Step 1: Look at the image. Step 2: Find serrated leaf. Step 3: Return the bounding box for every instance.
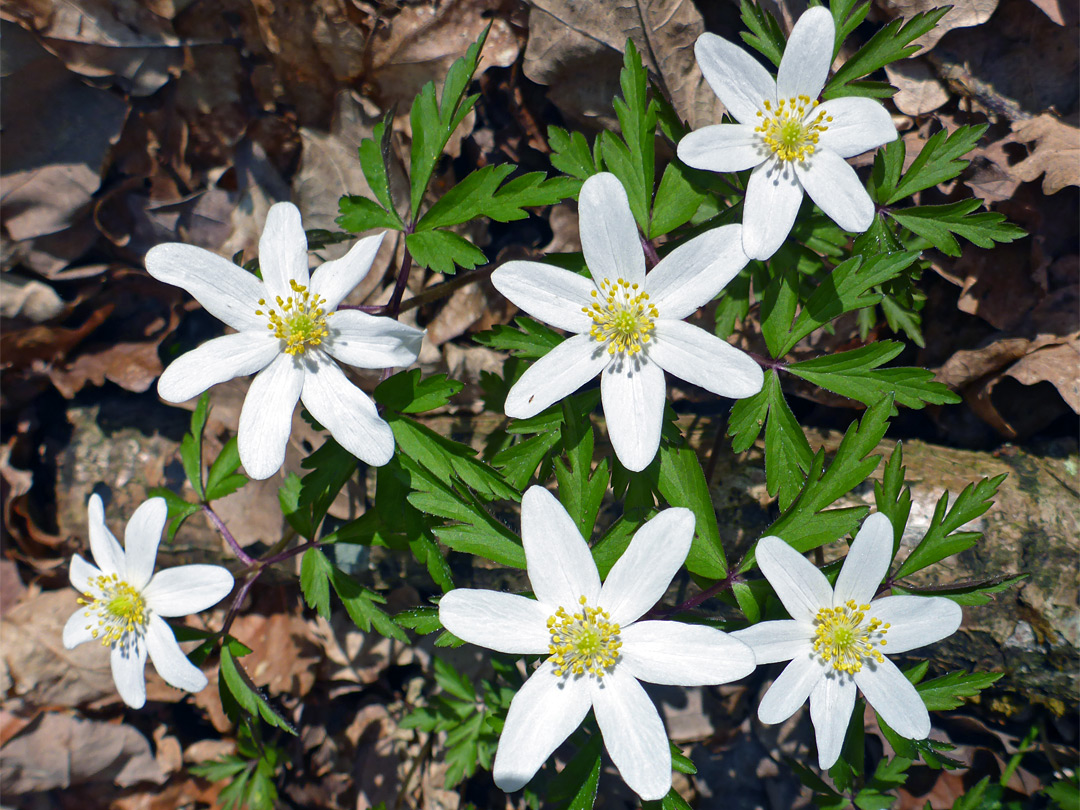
[219,646,297,734]
[739,0,785,66]
[554,397,607,540]
[395,605,443,635]
[205,436,247,501]
[894,474,1005,578]
[418,165,577,230]
[181,392,210,500]
[406,229,487,275]
[658,443,727,579]
[473,316,564,358]
[493,430,562,490]
[893,573,1026,606]
[300,547,332,619]
[336,194,401,233]
[889,200,1026,257]
[328,561,408,642]
[148,487,201,541]
[358,113,401,218]
[549,126,597,181]
[915,670,1003,711]
[649,160,705,238]
[787,341,960,409]
[375,369,463,413]
[824,8,950,99]
[873,126,987,205]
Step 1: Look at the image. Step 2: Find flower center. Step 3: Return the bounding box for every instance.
[256,279,330,356]
[812,599,890,674]
[582,278,658,356]
[756,96,832,162]
[547,596,622,678]
[78,573,149,646]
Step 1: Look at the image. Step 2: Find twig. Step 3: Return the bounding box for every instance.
[203,503,255,565]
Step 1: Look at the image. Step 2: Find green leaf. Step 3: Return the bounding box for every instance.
[473,315,564,358]
[777,251,920,356]
[649,160,704,238]
[893,474,1006,578]
[408,25,489,219]
[874,442,913,555]
[218,646,297,734]
[824,8,950,99]
[739,0,785,66]
[394,605,443,635]
[760,266,800,359]
[418,165,577,230]
[670,742,697,775]
[604,39,658,232]
[554,398,608,540]
[872,126,987,206]
[549,126,597,181]
[148,487,201,542]
[205,436,247,501]
[359,112,401,217]
[375,369,463,414]
[889,200,1026,257]
[831,0,871,56]
[181,392,210,500]
[787,341,960,410]
[493,430,562,490]
[1044,774,1080,810]
[406,229,487,275]
[657,443,727,579]
[546,735,603,810]
[893,573,1027,606]
[916,670,1004,712]
[327,557,408,642]
[336,194,401,233]
[300,547,332,619]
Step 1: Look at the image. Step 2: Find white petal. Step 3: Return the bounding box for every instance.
[854,656,931,740]
[157,332,280,404]
[794,149,875,233]
[650,320,763,400]
[323,310,423,370]
[754,536,832,621]
[743,159,804,260]
[833,513,894,606]
[493,660,591,793]
[144,243,265,332]
[300,351,396,466]
[579,173,644,288]
[694,32,776,124]
[87,494,125,577]
[619,621,756,686]
[599,508,694,625]
[145,614,208,693]
[111,639,148,709]
[776,7,835,101]
[757,649,824,724]
[63,608,96,649]
[731,619,814,664]
[237,353,304,479]
[258,201,309,303]
[600,357,665,472]
[70,553,102,594]
[867,595,962,654]
[123,498,166,591]
[491,261,595,334]
[591,668,671,801]
[646,224,749,320]
[503,334,608,419]
[309,232,384,310]
[816,97,898,158]
[437,589,551,654]
[677,125,765,173]
[809,672,857,769]
[521,486,601,608]
[144,565,235,617]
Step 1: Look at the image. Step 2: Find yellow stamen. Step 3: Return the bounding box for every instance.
[77,573,149,647]
[581,278,658,356]
[255,279,331,356]
[547,595,622,679]
[812,599,890,674]
[755,95,832,163]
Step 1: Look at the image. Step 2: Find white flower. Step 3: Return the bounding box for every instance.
[732,513,963,770]
[491,173,763,472]
[146,202,424,479]
[439,486,756,800]
[677,7,898,260]
[63,494,235,709]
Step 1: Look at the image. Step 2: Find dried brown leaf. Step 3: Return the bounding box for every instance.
[1011,113,1080,194]
[0,711,164,793]
[1004,339,1080,412]
[878,0,999,54]
[884,59,949,116]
